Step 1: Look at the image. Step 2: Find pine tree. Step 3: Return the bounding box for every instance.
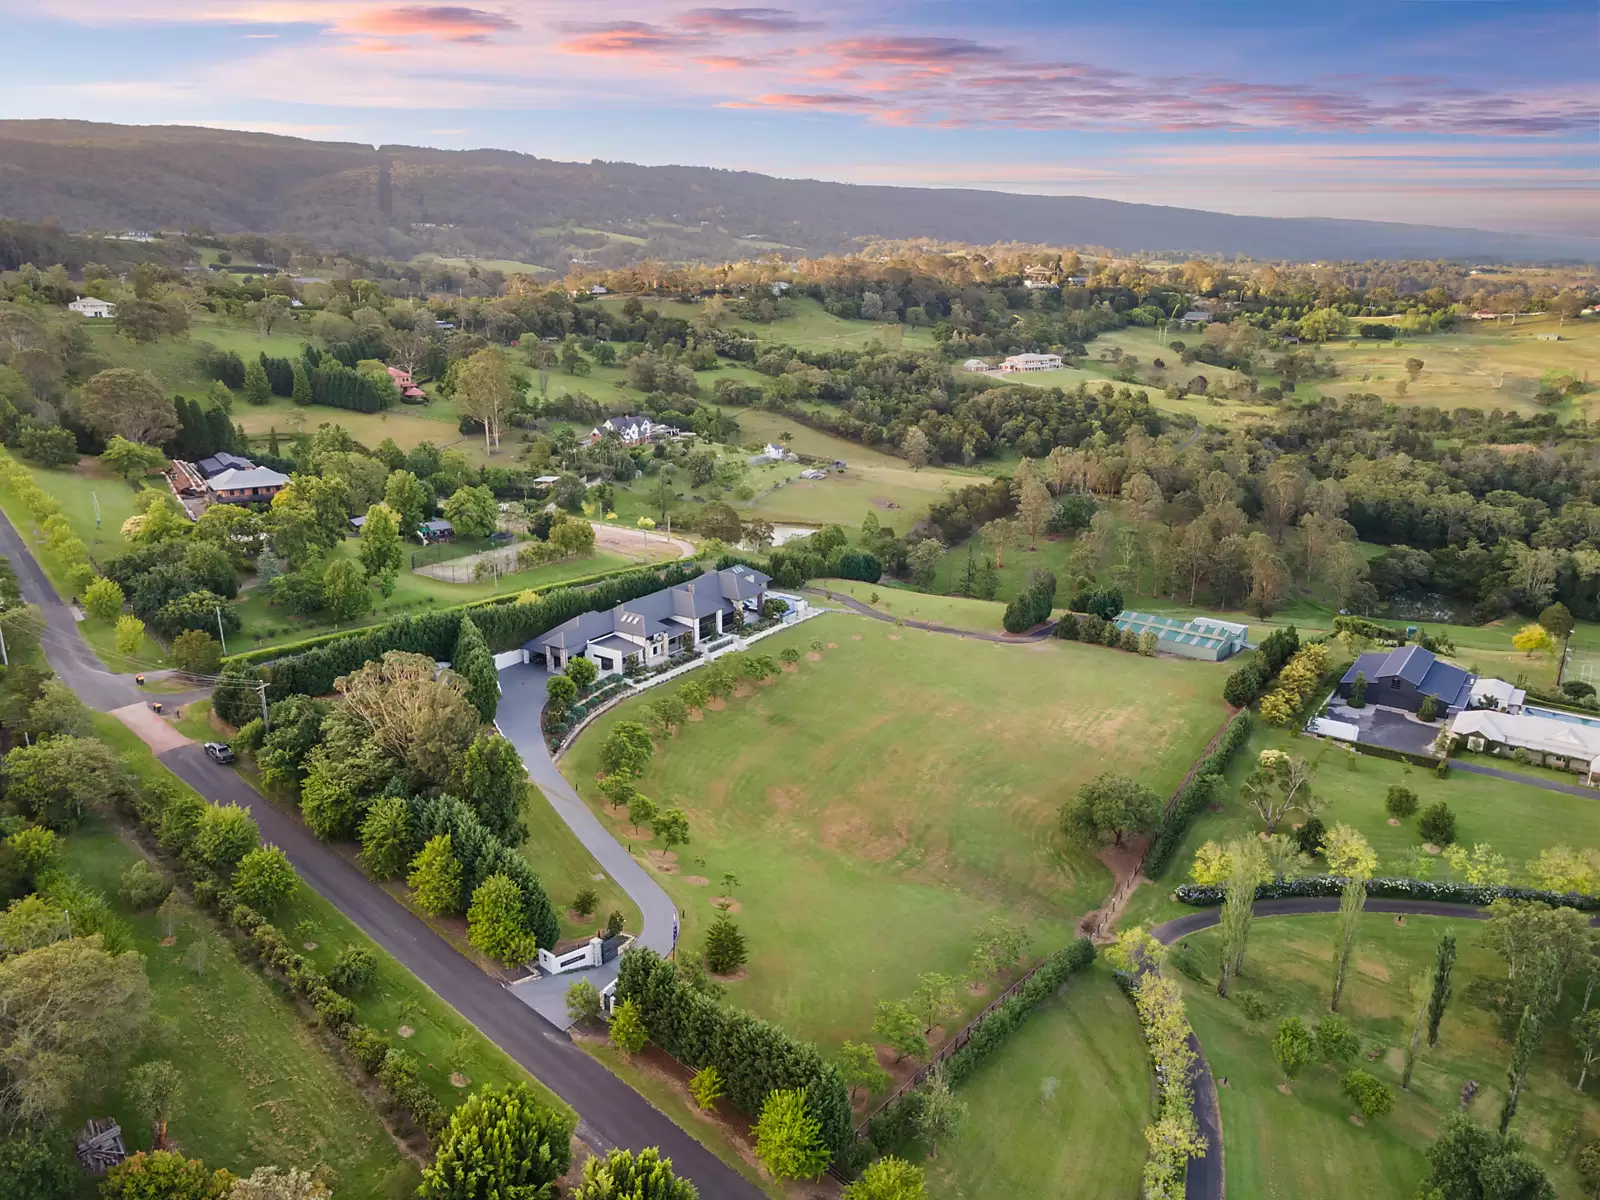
[704,913,747,975]
[452,615,499,722]
[291,360,312,406]
[418,1083,573,1199]
[268,426,280,456]
[243,358,271,406]
[408,834,463,915]
[461,733,527,843]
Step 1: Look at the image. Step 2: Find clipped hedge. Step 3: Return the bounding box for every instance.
[1144,711,1253,879]
[615,948,853,1160]
[1342,740,1440,769]
[225,561,693,671]
[1176,874,1600,912]
[859,939,1095,1165]
[242,565,699,701]
[945,938,1094,1085]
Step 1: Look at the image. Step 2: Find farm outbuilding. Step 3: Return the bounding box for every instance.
[1111,611,1249,661]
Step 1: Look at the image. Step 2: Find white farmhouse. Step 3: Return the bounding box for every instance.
[999,353,1063,372]
[68,296,117,319]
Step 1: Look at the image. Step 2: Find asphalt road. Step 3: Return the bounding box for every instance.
[0,503,762,1200]
[1149,897,1500,1200]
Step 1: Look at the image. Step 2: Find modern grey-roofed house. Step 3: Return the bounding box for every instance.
[529,567,770,676]
[1339,645,1475,714]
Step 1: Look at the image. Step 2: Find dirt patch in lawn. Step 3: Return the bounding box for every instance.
[710,897,742,913]
[1358,956,1392,982]
[708,697,726,710]
[827,642,839,648]
[888,634,901,640]
[683,875,710,886]
[851,634,864,641]
[806,651,822,661]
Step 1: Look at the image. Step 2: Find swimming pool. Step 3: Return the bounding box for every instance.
[1524,704,1600,729]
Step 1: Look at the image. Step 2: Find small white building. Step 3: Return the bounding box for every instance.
[589,284,609,295]
[1179,310,1213,324]
[1469,677,1527,714]
[962,358,994,373]
[68,296,116,319]
[999,353,1063,373]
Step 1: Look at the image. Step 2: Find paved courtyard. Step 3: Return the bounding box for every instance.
[1322,700,1442,756]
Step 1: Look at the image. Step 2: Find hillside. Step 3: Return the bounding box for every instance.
[0,120,1594,267]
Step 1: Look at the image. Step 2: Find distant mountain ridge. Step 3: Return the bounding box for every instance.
[0,119,1593,266]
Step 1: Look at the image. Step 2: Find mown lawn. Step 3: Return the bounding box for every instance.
[1177,915,1600,1200]
[58,818,419,1199]
[810,578,1012,634]
[925,963,1151,1200]
[563,612,1230,1056]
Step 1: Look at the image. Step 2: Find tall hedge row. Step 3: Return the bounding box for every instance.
[1143,710,1254,879]
[250,565,699,701]
[616,948,853,1160]
[1177,874,1600,912]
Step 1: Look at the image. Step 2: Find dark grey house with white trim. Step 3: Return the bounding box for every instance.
[527,567,770,676]
[1338,645,1475,714]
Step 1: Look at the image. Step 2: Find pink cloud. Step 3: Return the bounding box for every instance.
[556,21,704,55]
[725,92,886,111]
[346,5,517,42]
[680,8,820,34]
[825,36,1001,66]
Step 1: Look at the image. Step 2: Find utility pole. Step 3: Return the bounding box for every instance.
[259,681,270,731]
[92,490,101,529]
[0,599,7,666]
[215,605,228,655]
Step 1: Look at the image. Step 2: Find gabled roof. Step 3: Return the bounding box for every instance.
[529,567,770,654]
[196,452,255,478]
[1449,709,1600,763]
[1341,645,1475,707]
[209,466,288,491]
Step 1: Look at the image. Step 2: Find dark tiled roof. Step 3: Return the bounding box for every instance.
[1340,646,1474,706]
[528,568,770,654]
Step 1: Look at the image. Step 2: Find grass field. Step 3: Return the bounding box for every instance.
[563,612,1230,1055]
[811,578,1013,633]
[58,818,420,1198]
[925,962,1151,1199]
[592,295,936,354]
[1177,914,1600,1200]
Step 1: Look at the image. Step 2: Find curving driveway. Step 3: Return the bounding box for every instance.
[1149,897,1504,1200]
[0,504,761,1200]
[494,661,679,1026]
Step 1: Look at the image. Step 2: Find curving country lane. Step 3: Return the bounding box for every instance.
[1149,897,1504,1200]
[0,503,764,1200]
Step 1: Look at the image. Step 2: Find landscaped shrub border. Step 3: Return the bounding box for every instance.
[1339,740,1442,769]
[856,939,1096,1168]
[615,947,854,1163]
[1176,874,1600,911]
[1143,711,1254,879]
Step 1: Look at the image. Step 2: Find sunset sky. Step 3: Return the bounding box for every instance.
[2,1,1594,235]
